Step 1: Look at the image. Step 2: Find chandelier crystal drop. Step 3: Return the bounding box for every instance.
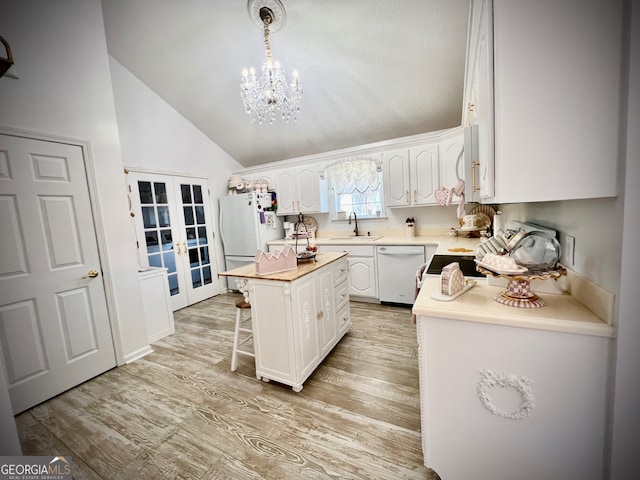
[241,2,302,124]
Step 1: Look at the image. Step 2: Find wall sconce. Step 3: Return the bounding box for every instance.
[0,35,15,78]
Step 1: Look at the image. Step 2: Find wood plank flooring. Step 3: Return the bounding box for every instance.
[15,294,440,479]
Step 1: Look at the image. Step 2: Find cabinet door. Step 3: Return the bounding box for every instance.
[274,169,296,215]
[348,256,377,298]
[297,165,321,213]
[410,143,440,205]
[492,0,620,202]
[383,149,411,207]
[439,132,465,190]
[291,275,321,380]
[317,268,337,354]
[463,0,495,202]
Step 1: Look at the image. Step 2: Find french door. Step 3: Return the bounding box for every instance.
[128,172,219,311]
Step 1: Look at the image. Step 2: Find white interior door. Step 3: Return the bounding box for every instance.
[128,172,219,311]
[0,133,116,414]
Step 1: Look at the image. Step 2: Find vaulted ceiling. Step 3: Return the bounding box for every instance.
[101,0,470,167]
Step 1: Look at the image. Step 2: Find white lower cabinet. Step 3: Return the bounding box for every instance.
[138,267,175,343]
[416,315,610,480]
[321,245,377,300]
[249,256,350,392]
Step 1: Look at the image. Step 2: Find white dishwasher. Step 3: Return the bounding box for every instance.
[376,245,426,304]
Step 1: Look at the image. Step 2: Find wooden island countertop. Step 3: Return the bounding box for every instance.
[218,252,348,282]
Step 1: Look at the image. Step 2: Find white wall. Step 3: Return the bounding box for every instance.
[108,57,243,292]
[0,1,148,361]
[498,197,623,295]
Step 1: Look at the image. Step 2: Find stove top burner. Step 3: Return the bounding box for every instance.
[426,254,484,278]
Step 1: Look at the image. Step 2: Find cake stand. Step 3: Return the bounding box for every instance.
[476,265,567,308]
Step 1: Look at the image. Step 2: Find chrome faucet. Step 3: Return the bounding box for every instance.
[348,211,359,236]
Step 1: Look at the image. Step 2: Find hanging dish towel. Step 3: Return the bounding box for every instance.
[452,180,466,219]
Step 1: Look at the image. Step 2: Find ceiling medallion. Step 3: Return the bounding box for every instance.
[241,0,302,124]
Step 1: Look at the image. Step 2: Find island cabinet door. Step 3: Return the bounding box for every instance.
[317,267,337,354]
[249,280,297,385]
[290,275,322,381]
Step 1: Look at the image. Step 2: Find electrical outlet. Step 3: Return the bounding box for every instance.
[565,235,575,266]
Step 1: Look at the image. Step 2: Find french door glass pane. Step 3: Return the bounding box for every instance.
[142,207,156,228]
[154,183,168,203]
[139,181,153,204]
[181,184,191,203]
[183,206,194,225]
[179,182,212,291]
[193,185,203,203]
[197,226,207,245]
[195,205,205,224]
[138,180,179,297]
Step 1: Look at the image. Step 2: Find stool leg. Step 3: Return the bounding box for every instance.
[231,307,242,372]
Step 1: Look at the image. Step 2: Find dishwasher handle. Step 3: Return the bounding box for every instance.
[377,246,425,256]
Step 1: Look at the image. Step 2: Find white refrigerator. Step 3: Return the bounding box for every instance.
[219,192,284,288]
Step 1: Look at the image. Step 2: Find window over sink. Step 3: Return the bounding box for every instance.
[329,158,384,219]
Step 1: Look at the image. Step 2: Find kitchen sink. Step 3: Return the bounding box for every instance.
[327,235,383,241]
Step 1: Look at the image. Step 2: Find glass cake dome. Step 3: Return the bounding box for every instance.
[509,231,561,270]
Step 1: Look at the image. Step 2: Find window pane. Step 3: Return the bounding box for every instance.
[193,185,203,204]
[142,206,156,228]
[160,229,173,249]
[191,269,202,288]
[195,206,205,224]
[148,254,162,267]
[183,206,194,225]
[157,206,170,227]
[198,226,207,245]
[189,248,199,268]
[203,266,212,285]
[186,227,196,245]
[145,231,159,253]
[168,273,179,295]
[154,182,168,204]
[138,181,152,204]
[181,184,191,203]
[163,251,176,273]
[200,246,210,265]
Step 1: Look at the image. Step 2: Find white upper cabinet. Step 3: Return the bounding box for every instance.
[462,0,495,202]
[274,165,328,216]
[472,0,623,203]
[383,142,440,207]
[410,143,440,205]
[439,128,465,191]
[383,148,412,207]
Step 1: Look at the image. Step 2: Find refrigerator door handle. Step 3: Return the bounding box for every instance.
[219,204,226,249]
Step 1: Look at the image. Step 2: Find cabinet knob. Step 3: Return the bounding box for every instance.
[316,311,324,319]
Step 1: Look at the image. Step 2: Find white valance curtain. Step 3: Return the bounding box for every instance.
[329,158,380,195]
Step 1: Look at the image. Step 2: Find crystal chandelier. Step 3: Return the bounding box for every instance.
[241,0,302,124]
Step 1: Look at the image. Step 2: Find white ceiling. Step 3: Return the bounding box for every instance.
[101,0,470,168]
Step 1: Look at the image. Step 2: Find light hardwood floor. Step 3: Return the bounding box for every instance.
[15,294,440,479]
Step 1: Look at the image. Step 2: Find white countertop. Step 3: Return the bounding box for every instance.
[413,276,614,338]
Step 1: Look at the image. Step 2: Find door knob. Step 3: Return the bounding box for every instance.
[82,270,99,279]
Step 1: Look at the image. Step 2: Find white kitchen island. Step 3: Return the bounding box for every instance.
[412,276,615,480]
[219,252,350,392]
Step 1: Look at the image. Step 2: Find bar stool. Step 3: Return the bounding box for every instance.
[231,298,254,371]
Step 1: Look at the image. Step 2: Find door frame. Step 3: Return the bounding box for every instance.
[0,125,124,363]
